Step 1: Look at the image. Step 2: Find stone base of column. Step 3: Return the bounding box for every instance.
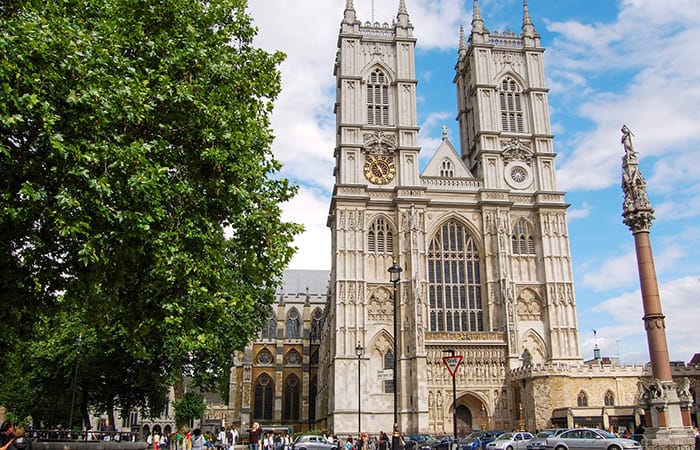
[642,427,696,450]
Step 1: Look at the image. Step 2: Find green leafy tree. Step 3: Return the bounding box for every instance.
[0,0,300,425]
[172,392,206,429]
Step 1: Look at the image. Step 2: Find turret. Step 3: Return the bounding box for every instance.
[470,0,487,44]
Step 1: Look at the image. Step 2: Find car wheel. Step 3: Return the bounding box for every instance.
[507,446,513,450]
[608,446,621,450]
[555,446,567,450]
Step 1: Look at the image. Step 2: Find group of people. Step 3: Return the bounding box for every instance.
[216,426,240,450]
[247,422,292,450]
[0,421,31,450]
[345,431,396,450]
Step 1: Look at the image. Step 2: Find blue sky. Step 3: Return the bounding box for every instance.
[247,0,700,365]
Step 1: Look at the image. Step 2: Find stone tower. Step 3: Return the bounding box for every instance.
[320,0,582,435]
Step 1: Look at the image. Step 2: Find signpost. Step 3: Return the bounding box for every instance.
[442,352,463,442]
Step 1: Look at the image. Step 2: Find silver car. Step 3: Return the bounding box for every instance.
[543,428,641,450]
[486,432,534,450]
[291,435,338,450]
[527,429,568,450]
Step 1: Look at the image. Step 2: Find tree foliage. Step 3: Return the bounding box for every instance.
[172,392,206,429]
[0,0,300,425]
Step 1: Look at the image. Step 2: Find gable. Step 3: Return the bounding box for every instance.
[421,135,474,179]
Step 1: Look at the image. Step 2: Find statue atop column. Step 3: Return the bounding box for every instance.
[620,125,654,233]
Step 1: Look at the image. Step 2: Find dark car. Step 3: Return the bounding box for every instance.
[459,432,485,450]
[543,428,641,450]
[406,435,434,450]
[477,431,507,450]
[432,436,459,450]
[526,430,568,450]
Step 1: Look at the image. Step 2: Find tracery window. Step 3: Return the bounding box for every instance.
[283,374,300,420]
[286,309,301,339]
[428,220,483,332]
[310,308,323,342]
[368,217,393,254]
[367,69,390,125]
[577,391,588,407]
[499,77,525,133]
[440,159,454,178]
[511,218,536,255]
[604,391,615,406]
[383,349,394,394]
[261,316,277,340]
[253,373,274,420]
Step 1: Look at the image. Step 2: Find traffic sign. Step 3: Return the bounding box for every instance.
[442,355,463,377]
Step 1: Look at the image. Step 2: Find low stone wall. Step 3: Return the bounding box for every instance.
[34,442,149,450]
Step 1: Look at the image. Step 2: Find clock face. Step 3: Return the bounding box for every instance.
[364,155,396,185]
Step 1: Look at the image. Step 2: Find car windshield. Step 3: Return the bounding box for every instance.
[598,431,616,439]
[464,432,481,440]
[536,432,554,438]
[495,434,513,441]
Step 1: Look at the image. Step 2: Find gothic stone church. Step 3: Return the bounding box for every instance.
[225,0,700,437]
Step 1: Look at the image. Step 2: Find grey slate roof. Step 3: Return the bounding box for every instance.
[277,270,330,295]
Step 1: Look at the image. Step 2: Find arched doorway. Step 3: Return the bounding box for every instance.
[456,405,472,436]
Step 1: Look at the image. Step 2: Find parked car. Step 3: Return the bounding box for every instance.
[478,431,507,450]
[543,428,641,450]
[485,432,534,450]
[526,429,568,450]
[432,436,459,450]
[459,431,506,450]
[291,435,338,450]
[405,435,434,450]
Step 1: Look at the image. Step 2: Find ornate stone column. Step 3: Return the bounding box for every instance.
[620,126,694,450]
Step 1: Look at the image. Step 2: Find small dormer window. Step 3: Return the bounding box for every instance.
[440,159,454,178]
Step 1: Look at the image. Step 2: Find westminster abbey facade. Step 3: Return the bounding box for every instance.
[223,0,700,437]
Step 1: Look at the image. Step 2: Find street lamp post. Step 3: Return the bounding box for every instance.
[388,262,402,450]
[442,349,457,442]
[356,343,363,438]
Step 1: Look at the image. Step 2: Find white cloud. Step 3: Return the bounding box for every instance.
[591,276,700,363]
[281,186,331,270]
[567,202,590,220]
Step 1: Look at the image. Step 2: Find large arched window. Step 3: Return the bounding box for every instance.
[367,69,390,125]
[283,374,301,420]
[511,218,536,255]
[368,217,393,254]
[499,77,525,133]
[253,373,274,420]
[286,309,301,339]
[428,220,483,332]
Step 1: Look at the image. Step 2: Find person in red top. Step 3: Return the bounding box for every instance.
[249,423,262,450]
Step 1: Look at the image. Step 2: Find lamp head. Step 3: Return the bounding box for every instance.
[388,262,402,284]
[355,343,363,357]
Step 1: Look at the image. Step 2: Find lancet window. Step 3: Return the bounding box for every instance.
[499,77,525,133]
[440,159,454,178]
[368,217,393,254]
[253,373,274,420]
[384,349,394,394]
[286,308,301,339]
[428,220,483,333]
[283,374,300,420]
[367,69,390,125]
[511,218,536,255]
